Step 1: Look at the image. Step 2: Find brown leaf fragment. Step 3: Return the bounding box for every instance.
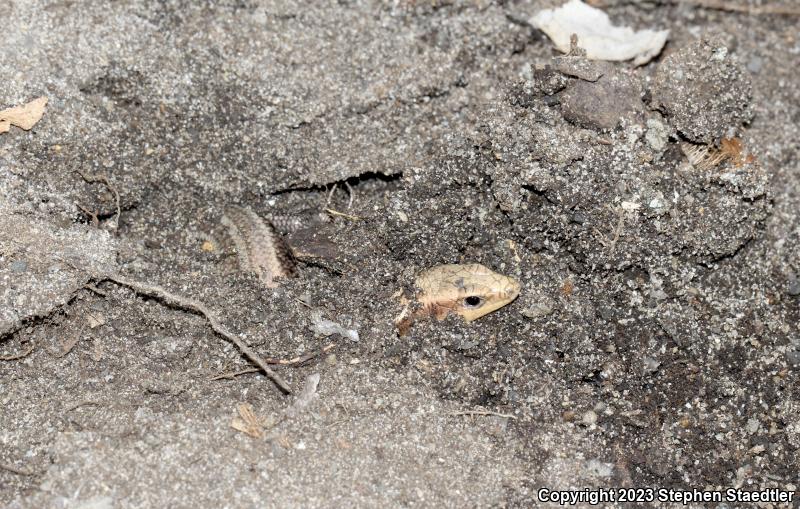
[231,402,269,438]
[719,137,748,167]
[0,96,48,133]
[682,137,757,171]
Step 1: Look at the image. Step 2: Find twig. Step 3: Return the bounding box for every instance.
[76,203,100,227]
[681,0,800,15]
[210,367,261,380]
[210,343,336,380]
[76,170,121,226]
[293,296,312,309]
[324,208,361,221]
[608,210,625,254]
[65,400,103,412]
[589,0,800,14]
[449,410,518,420]
[595,205,625,255]
[82,284,108,297]
[0,462,35,476]
[99,274,293,394]
[344,181,355,209]
[325,183,338,207]
[0,343,35,361]
[267,342,336,366]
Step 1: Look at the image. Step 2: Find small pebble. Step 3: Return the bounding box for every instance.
[746,55,763,74]
[542,94,560,107]
[458,339,479,350]
[582,410,598,426]
[586,459,614,478]
[787,276,800,296]
[785,350,800,367]
[522,301,554,319]
[645,118,669,152]
[597,307,614,320]
[10,260,28,273]
[643,357,661,374]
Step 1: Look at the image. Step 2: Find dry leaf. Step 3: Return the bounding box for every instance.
[57,332,81,358]
[0,96,48,134]
[86,312,106,329]
[275,434,292,449]
[530,0,669,65]
[231,402,268,438]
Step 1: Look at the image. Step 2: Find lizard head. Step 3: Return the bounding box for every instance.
[415,263,521,322]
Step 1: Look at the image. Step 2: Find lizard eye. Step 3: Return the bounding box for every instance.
[463,295,483,308]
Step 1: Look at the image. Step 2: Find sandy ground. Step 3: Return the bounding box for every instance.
[1,0,799,507]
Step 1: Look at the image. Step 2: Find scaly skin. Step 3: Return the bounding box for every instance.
[221,206,295,288]
[415,263,521,322]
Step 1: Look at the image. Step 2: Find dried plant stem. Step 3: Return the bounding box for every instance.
[589,0,800,14]
[210,343,336,380]
[0,343,35,361]
[0,462,35,476]
[100,274,293,394]
[449,410,518,420]
[324,208,361,221]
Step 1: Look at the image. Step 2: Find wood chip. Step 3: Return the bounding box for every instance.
[0,97,48,133]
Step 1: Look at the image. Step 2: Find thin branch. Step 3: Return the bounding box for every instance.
[682,0,800,15]
[324,208,361,221]
[100,275,293,394]
[0,343,35,361]
[82,284,109,297]
[448,410,518,420]
[609,210,625,254]
[324,183,338,207]
[344,181,355,209]
[268,342,336,366]
[293,296,312,309]
[589,0,800,14]
[65,400,104,412]
[76,203,100,227]
[209,367,261,380]
[0,462,35,476]
[210,343,336,380]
